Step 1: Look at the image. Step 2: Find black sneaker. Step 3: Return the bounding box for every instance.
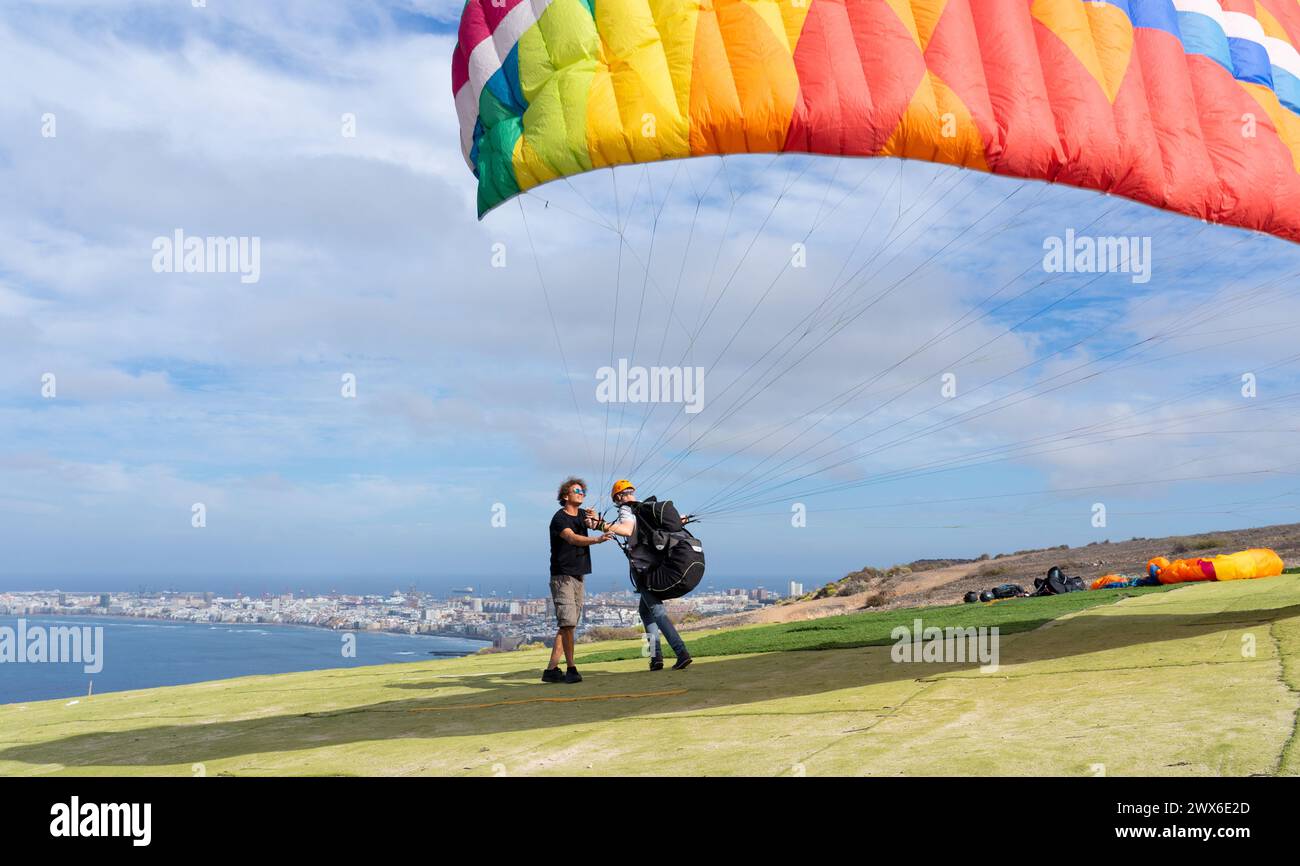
[564,667,583,684]
[649,657,664,671]
[671,654,693,671]
[541,667,565,683]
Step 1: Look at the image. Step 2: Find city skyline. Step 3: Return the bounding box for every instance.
[2,581,794,651]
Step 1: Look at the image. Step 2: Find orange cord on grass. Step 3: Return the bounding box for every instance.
[408,688,688,711]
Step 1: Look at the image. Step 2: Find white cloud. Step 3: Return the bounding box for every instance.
[2,2,1299,580]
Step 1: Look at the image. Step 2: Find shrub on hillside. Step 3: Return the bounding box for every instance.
[810,564,913,600]
[860,590,892,609]
[1170,535,1225,555]
[1019,544,1070,555]
[906,558,975,571]
[580,626,641,643]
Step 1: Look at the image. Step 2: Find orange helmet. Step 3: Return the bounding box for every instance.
[611,479,635,498]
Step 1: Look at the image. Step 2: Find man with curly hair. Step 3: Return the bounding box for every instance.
[543,477,610,684]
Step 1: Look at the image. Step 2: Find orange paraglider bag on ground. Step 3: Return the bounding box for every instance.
[1146,549,1284,585]
[1090,574,1128,590]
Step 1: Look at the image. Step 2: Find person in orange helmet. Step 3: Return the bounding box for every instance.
[597,480,692,671]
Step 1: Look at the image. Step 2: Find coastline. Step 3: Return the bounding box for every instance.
[0,613,493,706]
[5,611,492,648]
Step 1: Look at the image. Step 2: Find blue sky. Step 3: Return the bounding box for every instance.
[2,0,1300,595]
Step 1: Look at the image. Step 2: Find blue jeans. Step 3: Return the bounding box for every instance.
[639,590,688,659]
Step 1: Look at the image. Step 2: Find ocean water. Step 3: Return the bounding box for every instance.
[0,615,489,704]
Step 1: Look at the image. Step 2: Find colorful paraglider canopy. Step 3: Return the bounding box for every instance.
[453,0,1300,239]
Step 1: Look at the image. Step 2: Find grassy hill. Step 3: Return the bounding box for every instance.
[580,585,1174,661]
[2,576,1299,776]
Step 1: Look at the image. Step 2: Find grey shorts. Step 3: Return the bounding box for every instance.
[550,574,585,628]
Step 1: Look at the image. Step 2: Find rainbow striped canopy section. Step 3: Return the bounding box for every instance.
[452,0,1300,240]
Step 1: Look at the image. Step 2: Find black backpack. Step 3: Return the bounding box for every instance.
[629,497,705,600]
[1032,569,1086,596]
[633,497,685,537]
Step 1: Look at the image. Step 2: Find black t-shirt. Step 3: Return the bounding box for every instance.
[549,508,591,577]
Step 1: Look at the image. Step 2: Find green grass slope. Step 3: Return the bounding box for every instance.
[579,586,1175,662]
[2,577,1299,777]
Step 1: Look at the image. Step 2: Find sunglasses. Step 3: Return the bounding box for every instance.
[569,487,586,495]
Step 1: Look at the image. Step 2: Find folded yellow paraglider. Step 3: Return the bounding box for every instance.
[1147,549,1285,585]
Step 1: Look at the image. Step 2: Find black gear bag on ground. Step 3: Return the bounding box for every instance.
[1032,570,1087,596]
[630,497,705,600]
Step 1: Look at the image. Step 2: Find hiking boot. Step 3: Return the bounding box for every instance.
[671,653,693,671]
[564,666,583,684]
[541,667,565,683]
[649,657,664,671]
